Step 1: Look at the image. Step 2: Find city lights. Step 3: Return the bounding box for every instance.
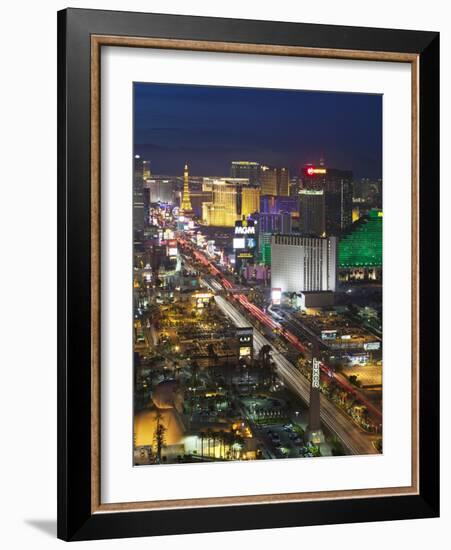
[305,166,327,175]
[132,83,383,467]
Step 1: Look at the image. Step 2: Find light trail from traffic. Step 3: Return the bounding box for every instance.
[214,295,376,455]
[178,235,382,423]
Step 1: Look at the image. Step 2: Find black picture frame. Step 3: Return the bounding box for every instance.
[57,7,439,541]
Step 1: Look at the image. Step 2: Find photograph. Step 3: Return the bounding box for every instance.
[132,82,383,466]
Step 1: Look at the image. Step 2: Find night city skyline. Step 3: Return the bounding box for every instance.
[133,81,383,466]
[134,82,382,180]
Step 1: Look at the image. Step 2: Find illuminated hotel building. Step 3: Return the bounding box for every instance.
[257,211,292,267]
[230,161,260,184]
[338,209,382,281]
[133,155,145,233]
[257,212,292,267]
[260,165,289,196]
[189,190,213,218]
[145,177,174,204]
[260,165,277,195]
[260,195,299,215]
[260,233,272,266]
[202,179,259,227]
[303,163,353,235]
[142,160,151,180]
[202,179,239,227]
[277,167,289,196]
[299,189,325,236]
[271,235,337,293]
[259,212,292,234]
[241,185,260,217]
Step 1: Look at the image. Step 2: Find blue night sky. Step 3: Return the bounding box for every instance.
[134,82,382,180]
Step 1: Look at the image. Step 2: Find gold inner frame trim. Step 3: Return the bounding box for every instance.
[90,34,420,514]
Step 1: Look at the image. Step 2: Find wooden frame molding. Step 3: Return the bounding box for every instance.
[90,34,420,515]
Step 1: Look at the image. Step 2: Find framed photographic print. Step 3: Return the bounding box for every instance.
[57,8,440,541]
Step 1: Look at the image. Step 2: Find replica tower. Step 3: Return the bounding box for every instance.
[180,163,194,217]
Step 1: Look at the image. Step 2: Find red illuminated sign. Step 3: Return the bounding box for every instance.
[305,166,327,176]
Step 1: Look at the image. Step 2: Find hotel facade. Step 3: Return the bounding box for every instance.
[271,234,337,293]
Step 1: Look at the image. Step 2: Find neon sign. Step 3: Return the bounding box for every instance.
[271,288,282,305]
[235,225,255,235]
[312,358,321,388]
[305,166,327,176]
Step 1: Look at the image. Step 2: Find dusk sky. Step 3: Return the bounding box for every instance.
[134,82,382,180]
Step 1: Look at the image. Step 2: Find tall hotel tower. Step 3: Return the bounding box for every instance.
[133,154,145,233]
[270,235,337,293]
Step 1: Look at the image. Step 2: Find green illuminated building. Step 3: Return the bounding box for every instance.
[338,209,382,280]
[260,233,272,266]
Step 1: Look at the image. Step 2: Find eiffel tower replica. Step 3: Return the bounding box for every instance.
[179,163,194,218]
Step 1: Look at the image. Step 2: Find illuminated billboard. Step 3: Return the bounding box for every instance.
[246,237,257,250]
[312,358,321,388]
[233,237,246,249]
[167,240,178,257]
[193,292,212,309]
[237,251,254,259]
[235,219,256,236]
[364,341,381,351]
[271,288,282,305]
[304,166,327,176]
[235,225,256,235]
[237,327,253,359]
[239,347,252,358]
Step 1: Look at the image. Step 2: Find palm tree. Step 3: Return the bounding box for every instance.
[211,431,217,458]
[173,360,180,379]
[259,344,271,367]
[198,431,205,457]
[223,431,234,459]
[231,434,245,460]
[191,360,200,388]
[153,410,167,463]
[205,428,213,457]
[258,344,272,386]
[218,430,226,459]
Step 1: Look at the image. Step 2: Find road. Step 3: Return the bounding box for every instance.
[185,238,382,421]
[179,235,380,452]
[214,295,376,455]
[280,311,382,421]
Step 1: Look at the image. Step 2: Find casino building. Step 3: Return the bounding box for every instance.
[201,178,259,227]
[338,209,383,281]
[271,234,337,293]
[302,162,353,235]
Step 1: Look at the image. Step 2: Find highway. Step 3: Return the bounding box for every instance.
[179,235,379,453]
[181,237,381,419]
[214,295,376,455]
[279,311,382,422]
